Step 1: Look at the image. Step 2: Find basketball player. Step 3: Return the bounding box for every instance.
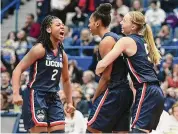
[87,3,133,133]
[96,11,165,133]
[12,15,75,133]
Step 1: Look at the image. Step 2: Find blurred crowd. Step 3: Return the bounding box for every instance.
[1,0,178,133]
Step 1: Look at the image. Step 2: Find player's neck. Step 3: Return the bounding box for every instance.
[50,36,60,49]
[98,28,110,38]
[129,31,138,35]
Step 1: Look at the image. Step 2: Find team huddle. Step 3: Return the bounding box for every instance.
[12,3,164,133]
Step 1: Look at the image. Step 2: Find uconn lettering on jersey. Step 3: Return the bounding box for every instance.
[45,60,62,68]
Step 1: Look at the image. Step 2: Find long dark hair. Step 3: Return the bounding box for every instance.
[37,15,58,51]
[92,3,112,27]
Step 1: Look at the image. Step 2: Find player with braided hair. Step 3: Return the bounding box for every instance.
[12,15,75,133]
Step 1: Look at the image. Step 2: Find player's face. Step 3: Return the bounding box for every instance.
[88,15,98,35]
[50,19,65,42]
[120,14,134,35]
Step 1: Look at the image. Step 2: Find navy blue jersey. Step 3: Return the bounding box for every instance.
[124,34,159,86]
[28,46,63,92]
[97,32,129,87]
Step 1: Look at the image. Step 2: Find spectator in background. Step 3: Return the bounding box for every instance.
[113,0,129,15]
[0,93,9,110]
[14,30,30,60]
[63,26,73,46]
[82,70,98,94]
[72,7,87,27]
[63,26,78,56]
[164,88,176,112]
[1,71,12,94]
[165,53,174,73]
[145,0,166,36]
[68,60,83,85]
[1,50,19,76]
[111,0,129,28]
[36,0,51,23]
[74,29,95,56]
[1,71,13,110]
[164,14,178,31]
[111,13,124,36]
[78,0,95,18]
[64,101,86,134]
[2,31,17,51]
[78,0,112,27]
[168,101,178,132]
[130,0,145,14]
[161,0,178,13]
[171,101,178,121]
[50,0,71,24]
[77,29,91,46]
[151,102,178,134]
[158,54,174,83]
[158,62,170,82]
[72,88,89,117]
[155,24,172,49]
[20,71,29,91]
[22,13,35,33]
[22,13,40,39]
[1,32,18,75]
[150,110,171,134]
[167,64,178,88]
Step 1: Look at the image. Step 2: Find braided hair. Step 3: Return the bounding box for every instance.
[37,15,58,51]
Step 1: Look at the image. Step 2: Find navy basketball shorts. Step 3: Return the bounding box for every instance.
[131,83,165,131]
[87,84,133,133]
[22,88,65,130]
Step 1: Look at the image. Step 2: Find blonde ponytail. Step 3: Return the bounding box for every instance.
[144,24,161,65]
[128,11,161,65]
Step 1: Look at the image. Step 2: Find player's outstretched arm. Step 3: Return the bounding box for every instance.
[61,51,75,113]
[12,43,45,105]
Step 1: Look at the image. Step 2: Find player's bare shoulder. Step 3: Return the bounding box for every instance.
[33,43,45,55]
[119,37,136,45]
[30,43,46,59]
[100,36,116,47]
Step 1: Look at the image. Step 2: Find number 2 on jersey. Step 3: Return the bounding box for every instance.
[51,69,58,80]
